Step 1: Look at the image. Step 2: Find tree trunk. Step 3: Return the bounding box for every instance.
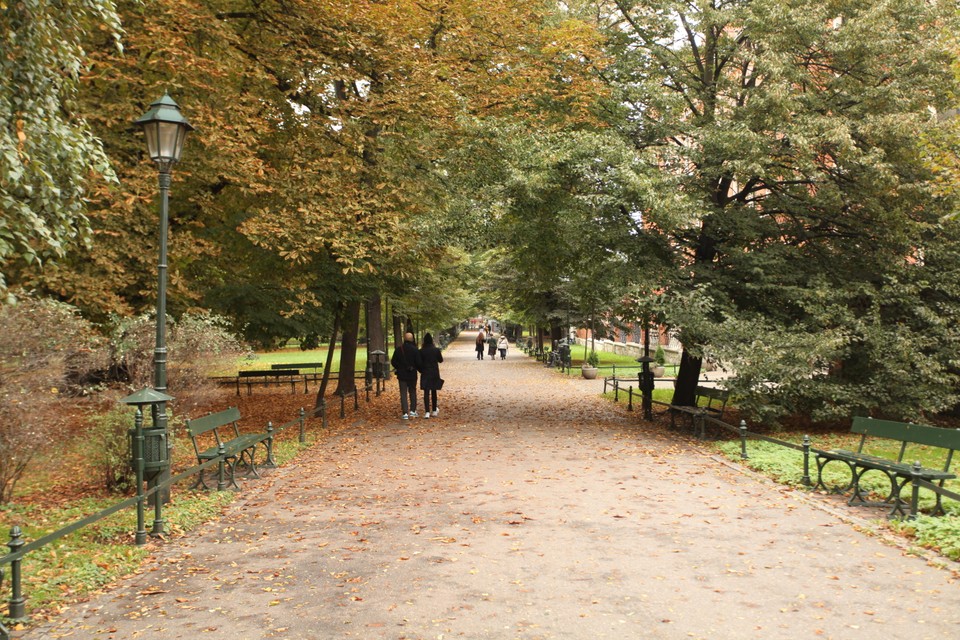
[335,300,361,396]
[672,215,719,405]
[671,351,704,406]
[367,293,385,355]
[392,310,403,350]
[315,302,343,409]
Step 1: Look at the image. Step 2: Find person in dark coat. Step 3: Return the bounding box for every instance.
[390,332,422,419]
[419,333,444,418]
[475,329,486,360]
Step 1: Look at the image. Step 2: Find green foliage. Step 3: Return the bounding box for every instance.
[654,346,666,366]
[586,350,600,368]
[0,0,121,296]
[587,0,960,419]
[893,513,960,561]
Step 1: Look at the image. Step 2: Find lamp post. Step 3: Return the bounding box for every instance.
[637,317,655,421]
[135,94,194,527]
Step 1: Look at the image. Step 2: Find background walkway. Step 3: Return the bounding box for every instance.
[25,333,960,639]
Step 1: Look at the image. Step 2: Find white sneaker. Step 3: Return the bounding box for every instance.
[431,409,438,417]
[424,412,430,419]
[410,410,418,418]
[402,413,409,420]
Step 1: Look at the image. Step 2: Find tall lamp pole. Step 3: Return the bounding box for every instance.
[135,94,194,531]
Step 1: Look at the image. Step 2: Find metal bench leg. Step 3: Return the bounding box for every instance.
[814,457,855,494]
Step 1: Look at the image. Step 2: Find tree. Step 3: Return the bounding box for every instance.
[591,0,960,419]
[450,122,669,349]
[0,0,121,298]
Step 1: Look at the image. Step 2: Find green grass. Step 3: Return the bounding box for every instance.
[0,490,236,619]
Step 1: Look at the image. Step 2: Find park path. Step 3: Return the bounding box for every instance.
[24,332,960,640]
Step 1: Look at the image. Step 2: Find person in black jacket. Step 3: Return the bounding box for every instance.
[390,332,422,419]
[419,333,444,418]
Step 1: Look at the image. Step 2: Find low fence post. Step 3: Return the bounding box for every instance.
[614,379,620,403]
[802,435,812,486]
[217,443,227,491]
[265,422,277,468]
[694,410,705,440]
[739,420,749,459]
[299,407,306,444]
[627,386,633,411]
[7,526,25,620]
[909,461,922,521]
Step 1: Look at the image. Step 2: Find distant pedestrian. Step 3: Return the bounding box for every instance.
[390,332,422,419]
[487,333,497,360]
[476,330,486,360]
[420,333,444,418]
[497,334,509,360]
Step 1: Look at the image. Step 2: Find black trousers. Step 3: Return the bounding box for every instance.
[423,388,438,412]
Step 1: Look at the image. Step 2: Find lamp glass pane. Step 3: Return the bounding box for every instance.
[173,126,189,162]
[157,121,181,160]
[143,122,161,160]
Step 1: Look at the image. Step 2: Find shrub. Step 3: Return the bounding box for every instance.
[83,406,135,494]
[109,311,248,414]
[586,351,600,367]
[0,295,102,503]
[654,345,666,366]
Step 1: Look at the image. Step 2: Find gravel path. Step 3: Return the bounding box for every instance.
[23,332,960,639]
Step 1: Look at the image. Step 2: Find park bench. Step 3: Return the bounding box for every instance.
[669,385,731,438]
[814,416,960,518]
[236,369,303,395]
[186,407,269,490]
[272,362,323,374]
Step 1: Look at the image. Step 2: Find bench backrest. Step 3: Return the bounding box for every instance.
[852,417,960,449]
[238,369,300,377]
[186,406,242,442]
[852,416,960,470]
[272,363,322,370]
[695,386,730,415]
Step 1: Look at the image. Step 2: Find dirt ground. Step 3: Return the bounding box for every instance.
[19,332,960,640]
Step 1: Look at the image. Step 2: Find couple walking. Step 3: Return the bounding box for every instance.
[390,332,443,420]
[475,329,509,360]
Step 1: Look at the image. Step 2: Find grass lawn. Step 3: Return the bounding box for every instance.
[212,347,372,376]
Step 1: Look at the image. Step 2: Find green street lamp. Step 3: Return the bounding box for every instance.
[637,314,655,421]
[135,94,194,532]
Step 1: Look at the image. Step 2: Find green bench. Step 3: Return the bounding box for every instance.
[236,369,303,395]
[186,407,270,490]
[272,362,323,373]
[815,416,960,518]
[669,385,731,438]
